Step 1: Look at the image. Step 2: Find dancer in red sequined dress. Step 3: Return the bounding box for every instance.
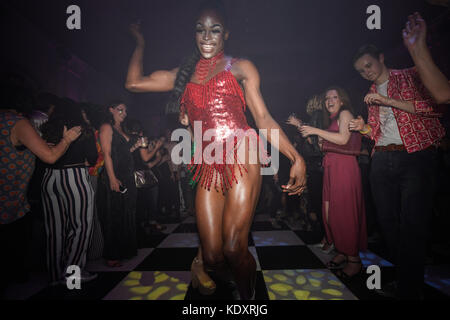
[125,1,306,299]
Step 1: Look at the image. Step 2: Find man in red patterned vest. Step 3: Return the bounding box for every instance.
[349,44,445,299]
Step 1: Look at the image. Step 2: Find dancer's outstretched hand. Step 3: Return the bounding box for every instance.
[402,12,427,53]
[130,22,145,46]
[282,157,307,196]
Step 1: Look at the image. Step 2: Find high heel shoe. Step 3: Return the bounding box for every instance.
[335,259,363,281]
[326,253,347,270]
[191,257,216,295]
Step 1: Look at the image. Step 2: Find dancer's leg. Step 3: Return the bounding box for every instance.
[195,182,227,272]
[222,163,262,299]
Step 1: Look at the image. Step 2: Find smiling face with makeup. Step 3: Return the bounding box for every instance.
[109,103,127,125]
[195,9,229,59]
[324,89,344,116]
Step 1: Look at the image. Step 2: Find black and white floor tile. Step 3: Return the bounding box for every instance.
[4,213,450,301]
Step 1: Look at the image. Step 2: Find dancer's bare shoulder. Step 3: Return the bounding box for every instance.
[230,58,260,85]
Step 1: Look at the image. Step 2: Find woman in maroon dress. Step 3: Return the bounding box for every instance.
[299,87,367,279]
[125,1,307,299]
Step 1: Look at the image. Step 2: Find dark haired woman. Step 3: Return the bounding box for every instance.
[97,102,146,267]
[0,84,81,292]
[126,119,164,239]
[290,87,367,279]
[288,95,326,247]
[39,99,99,285]
[125,2,306,299]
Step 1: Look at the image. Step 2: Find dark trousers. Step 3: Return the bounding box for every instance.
[359,160,378,237]
[370,148,438,299]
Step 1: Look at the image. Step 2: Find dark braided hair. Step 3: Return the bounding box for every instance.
[165,0,228,115]
[165,49,200,114]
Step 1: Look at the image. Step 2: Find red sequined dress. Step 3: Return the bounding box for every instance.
[180,55,268,192]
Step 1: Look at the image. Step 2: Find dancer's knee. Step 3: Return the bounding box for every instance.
[223,238,247,263]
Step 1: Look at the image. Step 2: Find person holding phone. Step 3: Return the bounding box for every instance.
[97,101,146,267]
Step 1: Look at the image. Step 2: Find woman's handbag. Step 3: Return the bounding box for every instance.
[134,169,159,188]
[322,132,362,156]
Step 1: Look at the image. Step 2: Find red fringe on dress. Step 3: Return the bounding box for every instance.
[181,56,270,193]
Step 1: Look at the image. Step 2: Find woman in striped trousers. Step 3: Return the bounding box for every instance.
[40,100,99,285]
[41,167,95,283]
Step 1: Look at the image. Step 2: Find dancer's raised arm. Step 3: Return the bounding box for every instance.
[403,12,450,104]
[125,23,178,93]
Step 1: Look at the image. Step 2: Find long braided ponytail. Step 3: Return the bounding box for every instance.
[165,49,200,115]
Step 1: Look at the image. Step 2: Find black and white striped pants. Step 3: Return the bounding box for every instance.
[41,167,94,282]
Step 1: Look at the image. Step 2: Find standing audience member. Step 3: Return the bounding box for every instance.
[126,119,164,241]
[154,141,179,222]
[145,137,165,231]
[83,103,106,261]
[0,83,81,294]
[292,87,367,279]
[40,99,98,285]
[350,44,445,299]
[304,96,326,239]
[164,128,182,222]
[97,101,146,267]
[288,95,325,239]
[126,119,150,242]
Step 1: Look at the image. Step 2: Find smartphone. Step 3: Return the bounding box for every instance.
[119,185,127,194]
